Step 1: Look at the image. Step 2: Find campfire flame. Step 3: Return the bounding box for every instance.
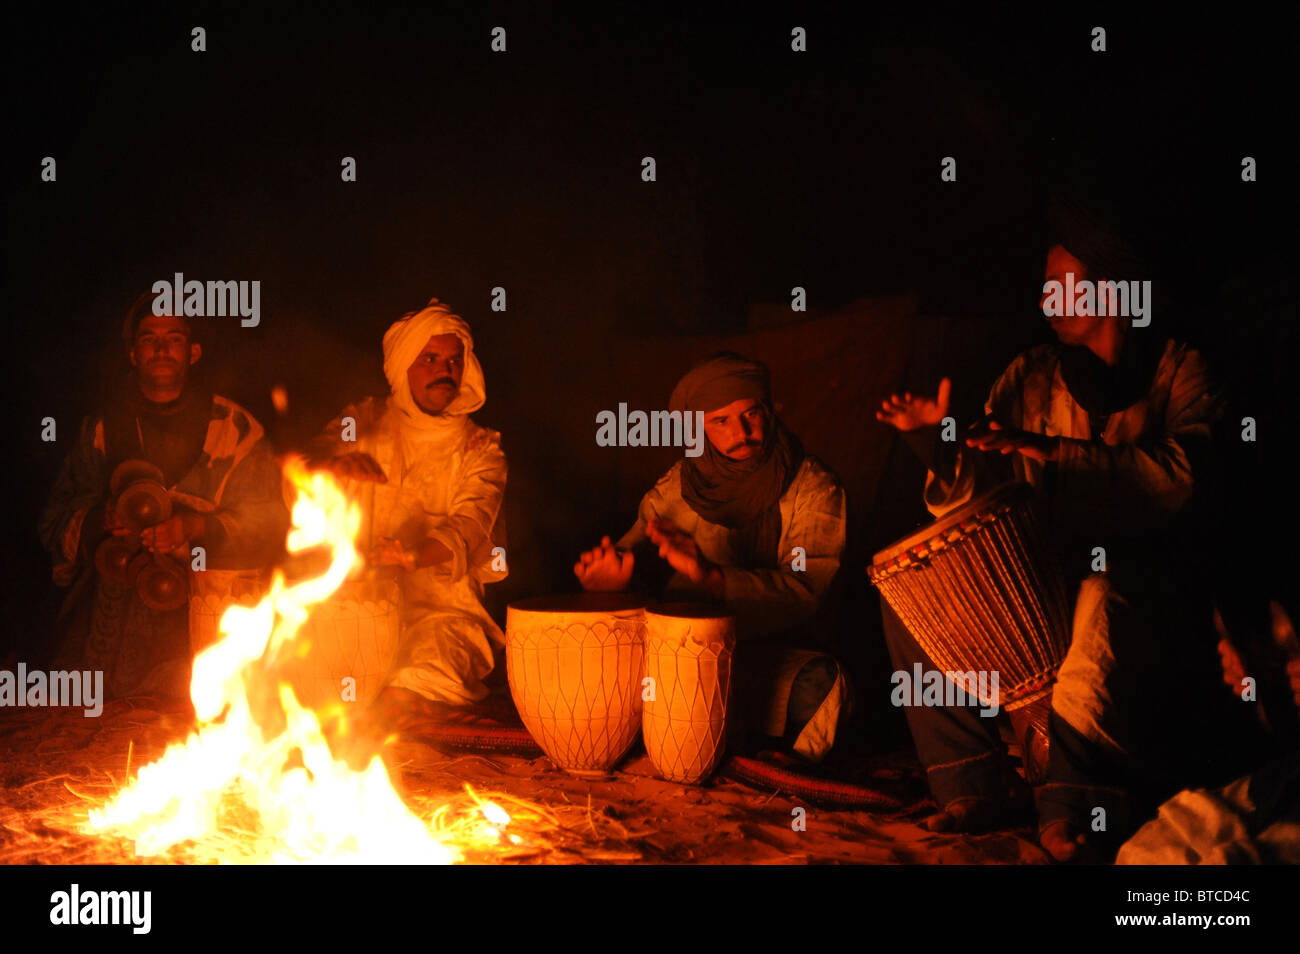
[87,458,510,863]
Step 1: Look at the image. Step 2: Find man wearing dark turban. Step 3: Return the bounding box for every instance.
[877,193,1258,861]
[575,352,849,761]
[39,292,288,701]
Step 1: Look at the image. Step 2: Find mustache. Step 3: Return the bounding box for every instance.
[725,439,762,454]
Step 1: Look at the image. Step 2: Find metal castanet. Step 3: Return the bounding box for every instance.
[94,535,141,585]
[130,552,190,611]
[868,483,1070,784]
[110,460,173,534]
[642,603,734,785]
[505,594,646,776]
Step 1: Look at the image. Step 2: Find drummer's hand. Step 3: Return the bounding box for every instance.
[646,517,724,594]
[140,513,203,553]
[1217,637,1250,699]
[966,421,1059,462]
[329,452,388,483]
[102,502,132,536]
[370,537,416,571]
[876,377,951,431]
[574,536,634,592]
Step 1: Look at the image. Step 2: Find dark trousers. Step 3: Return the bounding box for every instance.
[881,601,1015,807]
[882,591,1266,851]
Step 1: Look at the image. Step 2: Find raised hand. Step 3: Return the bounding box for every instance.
[329,452,388,483]
[140,513,201,554]
[1217,637,1250,699]
[574,535,634,592]
[646,516,717,588]
[876,377,951,431]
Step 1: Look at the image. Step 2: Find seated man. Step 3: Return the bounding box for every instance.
[575,352,849,760]
[307,299,507,719]
[877,196,1259,860]
[40,293,287,701]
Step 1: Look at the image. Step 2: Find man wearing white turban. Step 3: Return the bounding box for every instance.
[308,299,507,714]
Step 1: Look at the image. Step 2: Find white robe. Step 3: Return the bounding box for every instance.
[317,396,507,704]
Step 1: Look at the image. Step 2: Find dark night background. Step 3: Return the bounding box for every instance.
[4,4,1295,739]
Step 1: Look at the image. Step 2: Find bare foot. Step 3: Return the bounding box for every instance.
[1040,819,1104,863]
[922,796,1003,833]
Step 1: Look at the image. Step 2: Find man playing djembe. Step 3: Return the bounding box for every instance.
[307,300,507,722]
[575,352,850,761]
[40,294,287,701]
[877,194,1259,861]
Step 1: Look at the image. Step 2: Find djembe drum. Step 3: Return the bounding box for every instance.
[276,577,402,712]
[189,569,269,658]
[506,594,646,776]
[868,483,1070,783]
[642,604,735,784]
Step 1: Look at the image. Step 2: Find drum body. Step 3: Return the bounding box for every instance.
[277,578,402,712]
[190,569,268,658]
[869,483,1069,782]
[642,604,735,784]
[506,595,646,776]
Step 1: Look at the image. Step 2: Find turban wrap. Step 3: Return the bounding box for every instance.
[1047,189,1145,282]
[669,352,803,567]
[1046,192,1160,417]
[382,298,485,455]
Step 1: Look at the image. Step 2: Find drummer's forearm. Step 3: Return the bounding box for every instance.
[720,567,819,621]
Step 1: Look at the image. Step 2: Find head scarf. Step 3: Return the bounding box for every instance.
[382,298,485,453]
[669,352,803,567]
[122,289,195,349]
[1047,189,1145,281]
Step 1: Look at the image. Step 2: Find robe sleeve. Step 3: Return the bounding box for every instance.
[718,464,847,640]
[922,354,1027,517]
[1055,347,1223,530]
[304,399,373,466]
[423,432,508,584]
[208,437,290,565]
[615,466,678,551]
[38,416,108,586]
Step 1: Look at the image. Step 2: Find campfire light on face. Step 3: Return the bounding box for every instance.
[87,458,509,863]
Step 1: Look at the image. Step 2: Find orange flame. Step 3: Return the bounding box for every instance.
[87,458,507,863]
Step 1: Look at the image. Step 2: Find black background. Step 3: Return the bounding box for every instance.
[4,3,1294,672]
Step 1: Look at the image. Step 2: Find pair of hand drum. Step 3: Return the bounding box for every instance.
[93,460,189,611]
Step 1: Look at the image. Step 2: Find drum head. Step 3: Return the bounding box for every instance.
[508,593,646,615]
[870,481,1035,569]
[646,601,734,622]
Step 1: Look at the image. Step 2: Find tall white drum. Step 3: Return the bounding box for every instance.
[642,604,735,784]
